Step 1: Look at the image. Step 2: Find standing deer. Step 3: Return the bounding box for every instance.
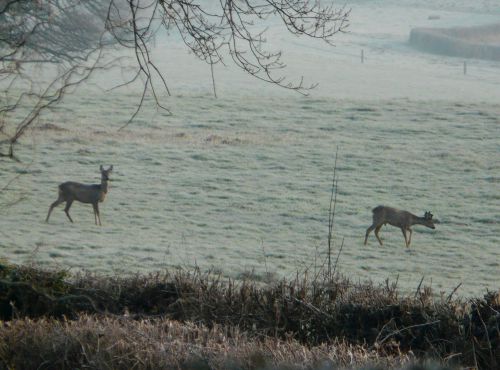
[46,165,113,226]
[364,206,436,247]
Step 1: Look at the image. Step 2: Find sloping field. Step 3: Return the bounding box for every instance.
[409,23,500,60]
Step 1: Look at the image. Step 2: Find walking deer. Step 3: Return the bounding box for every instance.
[46,165,113,226]
[364,206,436,247]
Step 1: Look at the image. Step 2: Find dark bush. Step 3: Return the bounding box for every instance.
[0,262,498,369]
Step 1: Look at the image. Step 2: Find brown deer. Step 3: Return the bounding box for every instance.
[364,206,436,247]
[46,165,113,226]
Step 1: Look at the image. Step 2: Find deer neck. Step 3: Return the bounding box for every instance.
[101,178,109,194]
[412,216,427,226]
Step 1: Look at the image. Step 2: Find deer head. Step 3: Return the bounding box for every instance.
[100,165,113,181]
[422,211,436,229]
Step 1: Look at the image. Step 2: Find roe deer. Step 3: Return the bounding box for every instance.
[364,206,436,247]
[46,165,113,226]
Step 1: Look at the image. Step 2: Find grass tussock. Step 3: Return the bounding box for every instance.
[0,315,417,370]
[0,260,499,369]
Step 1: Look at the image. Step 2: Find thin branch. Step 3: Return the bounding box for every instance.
[1,0,350,156]
[377,320,441,346]
[327,146,339,277]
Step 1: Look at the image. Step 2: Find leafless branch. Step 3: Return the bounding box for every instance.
[1,0,350,157]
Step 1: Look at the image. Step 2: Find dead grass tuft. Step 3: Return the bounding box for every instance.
[0,261,498,369]
[0,315,421,369]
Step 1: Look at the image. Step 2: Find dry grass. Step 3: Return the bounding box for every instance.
[0,315,418,369]
[0,261,498,369]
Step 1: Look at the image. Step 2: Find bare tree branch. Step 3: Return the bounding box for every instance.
[1,0,350,157]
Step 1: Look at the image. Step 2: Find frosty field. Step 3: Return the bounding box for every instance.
[1,0,499,296]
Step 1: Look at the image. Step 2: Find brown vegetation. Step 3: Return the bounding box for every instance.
[0,260,498,369]
[0,315,416,369]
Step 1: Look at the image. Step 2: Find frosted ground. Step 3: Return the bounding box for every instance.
[1,0,499,296]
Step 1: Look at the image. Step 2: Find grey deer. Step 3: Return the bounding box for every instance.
[46,165,113,226]
[364,206,436,247]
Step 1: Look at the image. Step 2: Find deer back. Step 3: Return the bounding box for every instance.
[59,182,102,204]
[372,206,415,227]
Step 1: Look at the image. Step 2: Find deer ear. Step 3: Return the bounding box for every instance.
[109,165,113,171]
[100,165,104,171]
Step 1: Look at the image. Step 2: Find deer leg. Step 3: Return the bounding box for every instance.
[93,203,101,226]
[374,225,383,246]
[401,228,408,247]
[407,228,413,247]
[64,200,74,223]
[97,204,101,226]
[364,224,376,245]
[46,197,64,223]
